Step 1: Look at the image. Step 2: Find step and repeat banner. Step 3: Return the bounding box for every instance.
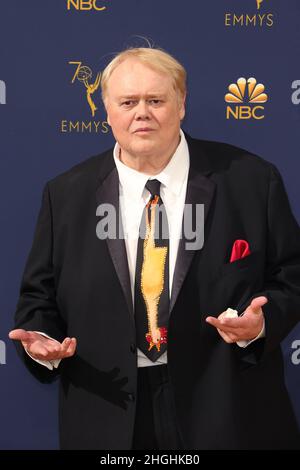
[1,0,300,449]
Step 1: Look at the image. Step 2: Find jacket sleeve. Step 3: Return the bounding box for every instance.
[237,164,300,364]
[13,183,66,382]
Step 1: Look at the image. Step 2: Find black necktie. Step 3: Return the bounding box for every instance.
[134,179,170,362]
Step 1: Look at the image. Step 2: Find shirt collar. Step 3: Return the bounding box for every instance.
[113,129,189,200]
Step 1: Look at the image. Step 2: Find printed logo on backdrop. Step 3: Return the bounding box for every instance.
[291,80,300,105]
[60,62,109,134]
[291,340,300,365]
[0,80,6,104]
[225,77,268,120]
[225,0,274,28]
[0,340,6,365]
[66,0,107,11]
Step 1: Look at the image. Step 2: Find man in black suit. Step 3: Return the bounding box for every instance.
[10,47,300,449]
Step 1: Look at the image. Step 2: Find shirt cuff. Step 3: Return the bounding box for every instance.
[236,319,266,348]
[24,331,62,370]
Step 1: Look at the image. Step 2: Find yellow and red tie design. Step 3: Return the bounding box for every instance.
[134,179,169,361]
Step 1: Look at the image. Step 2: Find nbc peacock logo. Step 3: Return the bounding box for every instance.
[225,77,268,120]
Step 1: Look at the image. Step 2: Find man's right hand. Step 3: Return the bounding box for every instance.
[9,329,77,361]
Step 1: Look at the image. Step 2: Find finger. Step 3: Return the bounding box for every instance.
[206,316,219,327]
[43,343,61,355]
[206,316,225,329]
[219,316,241,328]
[217,328,235,343]
[249,296,268,314]
[46,338,71,359]
[58,338,74,358]
[206,316,242,333]
[64,338,77,357]
[9,329,34,342]
[46,343,61,353]
[60,337,72,352]
[26,342,52,359]
[31,336,63,356]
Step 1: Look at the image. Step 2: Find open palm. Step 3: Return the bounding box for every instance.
[9,329,76,361]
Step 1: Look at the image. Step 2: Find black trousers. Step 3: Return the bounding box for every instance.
[132,364,184,450]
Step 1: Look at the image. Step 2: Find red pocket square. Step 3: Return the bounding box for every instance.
[230,239,251,263]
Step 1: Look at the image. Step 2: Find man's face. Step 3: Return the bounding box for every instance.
[104,58,185,161]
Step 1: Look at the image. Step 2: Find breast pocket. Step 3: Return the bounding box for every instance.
[218,251,262,278]
[213,250,264,311]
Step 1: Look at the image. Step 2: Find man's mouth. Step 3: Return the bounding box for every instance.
[134,128,155,133]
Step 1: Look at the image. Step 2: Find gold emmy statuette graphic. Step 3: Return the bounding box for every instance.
[256,0,263,9]
[69,62,101,117]
[225,77,268,104]
[141,197,168,352]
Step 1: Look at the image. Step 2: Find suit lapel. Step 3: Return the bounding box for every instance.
[170,139,216,313]
[96,155,133,320]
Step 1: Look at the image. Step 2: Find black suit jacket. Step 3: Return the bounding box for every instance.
[14,134,300,449]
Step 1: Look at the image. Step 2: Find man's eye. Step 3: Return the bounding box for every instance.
[149,100,162,105]
[121,101,135,107]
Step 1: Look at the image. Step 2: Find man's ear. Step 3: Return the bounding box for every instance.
[179,93,186,121]
[103,99,111,126]
[105,107,111,126]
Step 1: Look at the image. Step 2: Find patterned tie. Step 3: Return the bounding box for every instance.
[134,179,170,362]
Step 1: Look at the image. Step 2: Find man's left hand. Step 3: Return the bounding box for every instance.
[205,296,268,343]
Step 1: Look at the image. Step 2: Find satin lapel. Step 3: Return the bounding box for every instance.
[96,166,134,319]
[170,167,216,313]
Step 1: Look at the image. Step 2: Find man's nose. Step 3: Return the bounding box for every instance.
[135,100,150,120]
